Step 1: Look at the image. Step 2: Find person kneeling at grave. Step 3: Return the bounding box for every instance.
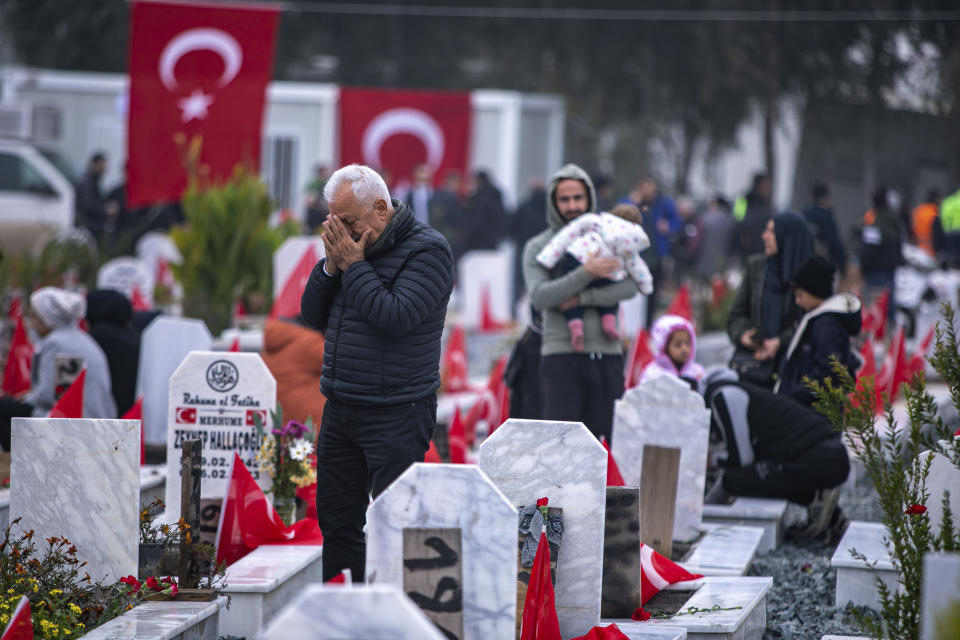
[699,367,850,540]
[301,164,454,582]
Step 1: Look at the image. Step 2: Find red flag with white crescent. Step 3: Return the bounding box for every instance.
[339,88,471,187]
[640,543,702,604]
[127,0,279,207]
[0,595,33,640]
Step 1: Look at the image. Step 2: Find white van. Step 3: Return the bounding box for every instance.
[0,139,75,255]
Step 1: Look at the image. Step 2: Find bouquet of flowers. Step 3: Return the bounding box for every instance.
[254,408,317,523]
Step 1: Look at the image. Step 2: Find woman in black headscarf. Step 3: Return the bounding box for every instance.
[726,211,814,387]
[86,289,141,416]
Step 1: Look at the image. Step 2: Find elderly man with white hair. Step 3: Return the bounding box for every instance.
[0,287,116,451]
[300,164,455,582]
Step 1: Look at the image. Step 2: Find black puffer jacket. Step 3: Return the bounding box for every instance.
[86,289,140,416]
[300,200,454,405]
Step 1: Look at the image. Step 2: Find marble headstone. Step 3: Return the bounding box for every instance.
[10,418,139,583]
[366,463,517,639]
[479,419,607,638]
[96,256,155,306]
[273,237,326,298]
[921,552,960,640]
[457,249,513,329]
[136,317,212,445]
[613,375,711,541]
[262,584,446,640]
[165,351,276,519]
[918,446,960,536]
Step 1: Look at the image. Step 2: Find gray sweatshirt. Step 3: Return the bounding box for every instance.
[521,164,640,356]
[25,325,117,419]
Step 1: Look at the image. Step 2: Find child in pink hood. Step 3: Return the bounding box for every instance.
[640,314,706,384]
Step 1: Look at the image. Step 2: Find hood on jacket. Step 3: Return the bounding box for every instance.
[545,164,597,231]
[804,292,863,335]
[86,289,133,327]
[650,314,699,375]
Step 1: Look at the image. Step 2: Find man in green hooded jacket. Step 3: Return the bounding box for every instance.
[522,164,641,442]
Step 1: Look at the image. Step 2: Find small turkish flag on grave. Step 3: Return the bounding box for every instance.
[640,543,702,604]
[270,245,317,320]
[424,440,442,463]
[875,326,907,407]
[0,595,33,640]
[130,285,152,311]
[126,0,280,206]
[49,369,85,419]
[2,313,33,397]
[480,285,508,333]
[245,409,267,426]
[441,325,470,393]
[448,406,467,464]
[624,328,654,389]
[665,284,693,322]
[175,407,197,424]
[122,397,145,465]
[228,337,241,352]
[862,288,889,341]
[216,453,323,566]
[519,531,562,640]
[571,624,630,640]
[601,438,625,487]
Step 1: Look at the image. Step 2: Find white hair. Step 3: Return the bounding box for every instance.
[324,164,392,208]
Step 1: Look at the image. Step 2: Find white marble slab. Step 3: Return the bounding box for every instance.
[220,545,324,638]
[273,236,325,298]
[365,463,517,638]
[262,584,446,640]
[821,636,876,640]
[679,524,764,577]
[137,317,212,446]
[921,552,960,640]
[701,497,788,553]
[165,351,276,517]
[139,464,166,509]
[607,624,688,640]
[479,419,607,639]
[457,248,514,328]
[0,488,9,532]
[78,596,227,640]
[10,418,139,584]
[832,521,897,610]
[918,446,960,537]
[604,576,772,639]
[613,375,712,542]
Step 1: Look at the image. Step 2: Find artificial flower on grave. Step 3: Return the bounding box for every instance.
[519,497,564,570]
[904,504,927,515]
[254,406,317,524]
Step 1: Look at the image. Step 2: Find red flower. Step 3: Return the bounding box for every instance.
[801,563,813,574]
[120,575,142,595]
[146,576,162,591]
[631,607,651,621]
[905,504,927,515]
[167,582,179,598]
[536,497,548,508]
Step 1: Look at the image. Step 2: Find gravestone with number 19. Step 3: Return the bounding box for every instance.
[166,351,276,540]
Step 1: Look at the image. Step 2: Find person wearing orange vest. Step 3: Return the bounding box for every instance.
[910,190,941,259]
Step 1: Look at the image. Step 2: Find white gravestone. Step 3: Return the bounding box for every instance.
[273,237,326,298]
[612,375,711,542]
[136,317,212,445]
[918,446,960,536]
[165,351,276,519]
[10,418,139,583]
[479,419,607,639]
[458,249,514,329]
[262,584,446,640]
[97,256,155,306]
[366,463,518,639]
[921,552,960,640]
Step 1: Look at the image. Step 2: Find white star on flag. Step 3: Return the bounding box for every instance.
[178,89,215,122]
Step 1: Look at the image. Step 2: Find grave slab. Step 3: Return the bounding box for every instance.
[604,576,772,640]
[0,489,9,531]
[831,521,897,610]
[613,375,712,542]
[921,551,960,640]
[165,351,276,524]
[140,464,167,508]
[262,584,447,640]
[78,596,227,640]
[457,249,514,329]
[609,624,688,640]
[701,498,788,552]
[603,487,643,618]
[918,446,960,537]
[479,419,607,639]
[366,463,517,639]
[219,545,324,639]
[679,524,764,577]
[137,317,212,446]
[10,418,139,584]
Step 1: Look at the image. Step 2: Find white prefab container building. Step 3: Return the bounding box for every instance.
[0,67,565,214]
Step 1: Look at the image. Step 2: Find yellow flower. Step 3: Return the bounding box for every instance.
[49,589,63,595]
[69,603,82,614]
[0,614,8,624]
[5,589,11,594]
[76,623,85,629]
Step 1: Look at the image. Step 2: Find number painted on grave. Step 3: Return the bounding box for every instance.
[403,528,464,640]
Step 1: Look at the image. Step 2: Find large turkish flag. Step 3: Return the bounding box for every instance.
[126,1,279,207]
[339,88,471,188]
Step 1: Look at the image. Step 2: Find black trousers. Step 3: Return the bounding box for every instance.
[0,397,34,452]
[722,437,850,505]
[314,396,436,582]
[539,352,624,443]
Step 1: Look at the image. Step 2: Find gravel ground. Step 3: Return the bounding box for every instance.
[751,467,885,640]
